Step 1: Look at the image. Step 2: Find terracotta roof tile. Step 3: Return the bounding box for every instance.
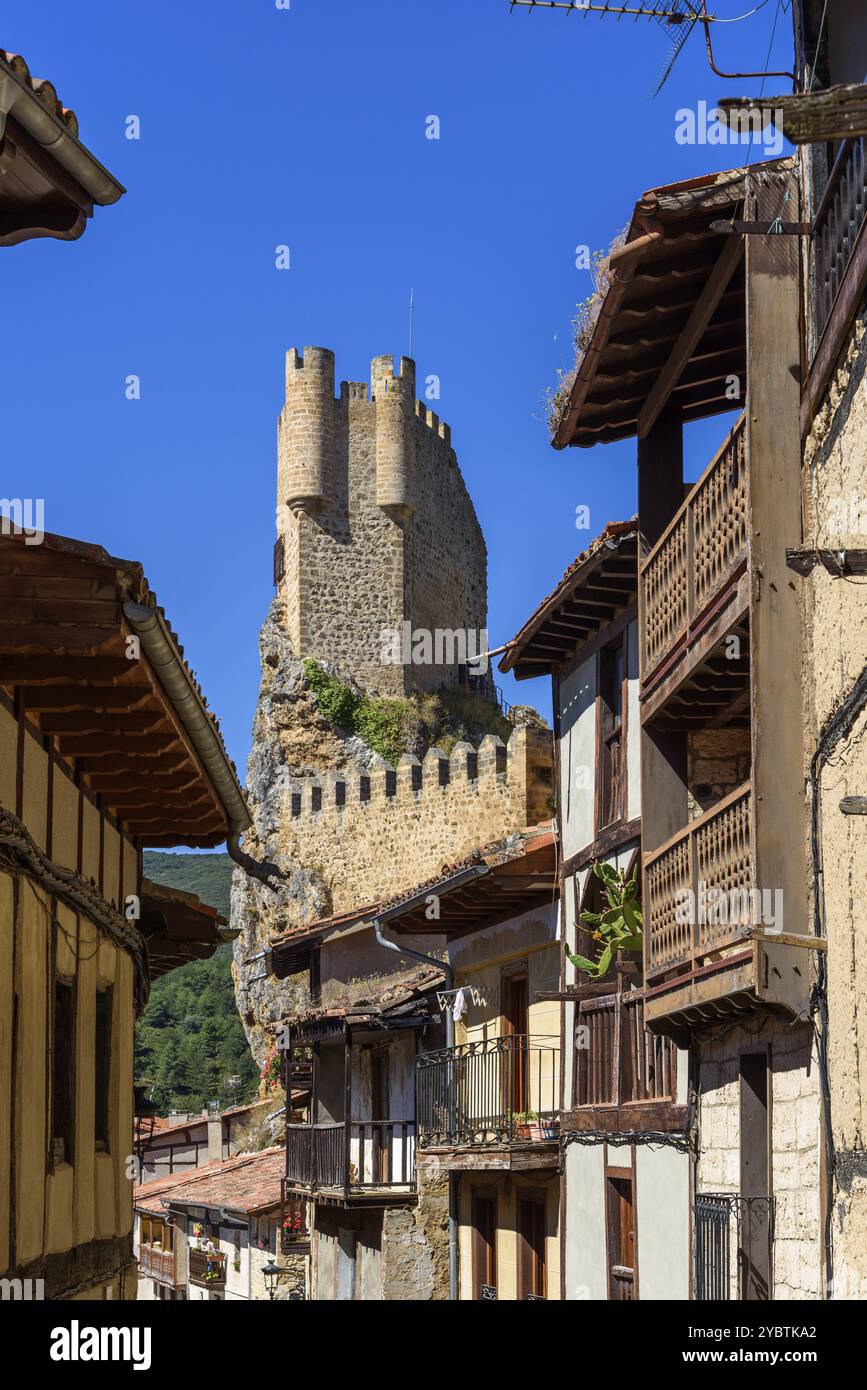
[135,1146,285,1217]
[0,50,78,136]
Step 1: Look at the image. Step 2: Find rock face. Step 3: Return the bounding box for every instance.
[231,596,376,1067]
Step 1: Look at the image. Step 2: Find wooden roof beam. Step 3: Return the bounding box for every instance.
[639,235,744,442]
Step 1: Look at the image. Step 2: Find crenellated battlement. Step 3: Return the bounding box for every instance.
[272,726,554,916]
[275,342,487,698]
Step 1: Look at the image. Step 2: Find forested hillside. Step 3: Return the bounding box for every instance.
[135,853,259,1114]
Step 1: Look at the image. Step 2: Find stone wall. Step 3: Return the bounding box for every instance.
[381,1165,450,1301]
[687,727,751,819]
[802,306,867,1295]
[277,348,487,697]
[696,1018,821,1300]
[231,594,553,1065]
[276,726,553,918]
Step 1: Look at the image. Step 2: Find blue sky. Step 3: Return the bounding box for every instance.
[3,0,794,810]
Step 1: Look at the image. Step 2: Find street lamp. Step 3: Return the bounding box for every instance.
[261,1260,304,1301]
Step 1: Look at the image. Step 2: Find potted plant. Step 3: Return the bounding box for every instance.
[514,1110,542,1141]
[566,862,643,980]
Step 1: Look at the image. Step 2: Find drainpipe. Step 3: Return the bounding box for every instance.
[372,917,458,1300]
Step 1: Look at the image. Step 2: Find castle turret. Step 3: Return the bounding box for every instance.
[279,346,335,513]
[373,354,416,520]
[274,344,486,697]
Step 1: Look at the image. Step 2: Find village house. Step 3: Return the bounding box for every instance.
[379,825,561,1300]
[133,1147,299,1301]
[551,158,821,1299]
[0,527,254,1299]
[136,1096,281,1184]
[270,915,447,1301]
[500,523,692,1300]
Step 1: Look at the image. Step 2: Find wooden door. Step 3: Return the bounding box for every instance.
[517,1194,547,1299]
[606,1174,635,1300]
[370,1050,390,1183]
[472,1193,498,1299]
[739,1051,771,1300]
[502,970,529,1116]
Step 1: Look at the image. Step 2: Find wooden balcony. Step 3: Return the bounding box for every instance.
[285,1121,416,1200]
[642,782,811,1034]
[640,414,750,718]
[564,990,684,1134]
[137,1243,180,1288]
[803,135,867,430]
[188,1246,226,1291]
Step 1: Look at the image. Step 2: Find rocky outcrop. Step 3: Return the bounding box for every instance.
[231,597,378,1066]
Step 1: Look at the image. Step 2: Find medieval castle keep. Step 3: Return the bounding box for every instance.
[276,347,488,696]
[232,347,551,1063]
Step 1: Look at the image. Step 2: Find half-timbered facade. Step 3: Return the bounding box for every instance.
[501,525,691,1301]
[551,162,823,1300]
[0,527,251,1299]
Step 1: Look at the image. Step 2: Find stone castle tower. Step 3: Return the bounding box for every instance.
[275,347,487,696]
[232,345,552,1065]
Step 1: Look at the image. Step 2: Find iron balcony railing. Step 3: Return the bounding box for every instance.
[644,781,754,979]
[811,136,867,353]
[574,991,677,1109]
[695,1193,774,1301]
[416,1034,560,1147]
[640,414,748,679]
[285,1120,416,1192]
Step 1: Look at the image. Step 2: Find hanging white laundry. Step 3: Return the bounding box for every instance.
[452,987,469,1022]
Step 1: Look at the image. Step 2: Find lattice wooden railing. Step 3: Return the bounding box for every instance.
[644,782,753,976]
[640,415,748,677]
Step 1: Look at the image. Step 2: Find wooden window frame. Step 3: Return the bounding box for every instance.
[94,984,113,1153]
[595,633,628,835]
[51,974,76,1168]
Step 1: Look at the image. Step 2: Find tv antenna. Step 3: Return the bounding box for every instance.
[507,1,795,95]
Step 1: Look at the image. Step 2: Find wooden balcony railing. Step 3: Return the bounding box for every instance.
[137,1244,179,1286]
[640,415,748,678]
[188,1247,226,1289]
[812,136,867,353]
[644,782,753,977]
[574,991,677,1109]
[416,1035,560,1147]
[285,1121,416,1192]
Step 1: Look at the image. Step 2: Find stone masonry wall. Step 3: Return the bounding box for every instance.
[697,1019,821,1300]
[276,727,553,916]
[803,306,867,1295]
[277,348,487,697]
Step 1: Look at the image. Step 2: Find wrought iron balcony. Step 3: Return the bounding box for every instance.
[640,413,748,685]
[285,1120,416,1194]
[694,1193,774,1301]
[416,1034,560,1148]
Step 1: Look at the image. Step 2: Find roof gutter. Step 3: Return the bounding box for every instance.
[553,196,664,450]
[0,60,125,205]
[123,603,283,888]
